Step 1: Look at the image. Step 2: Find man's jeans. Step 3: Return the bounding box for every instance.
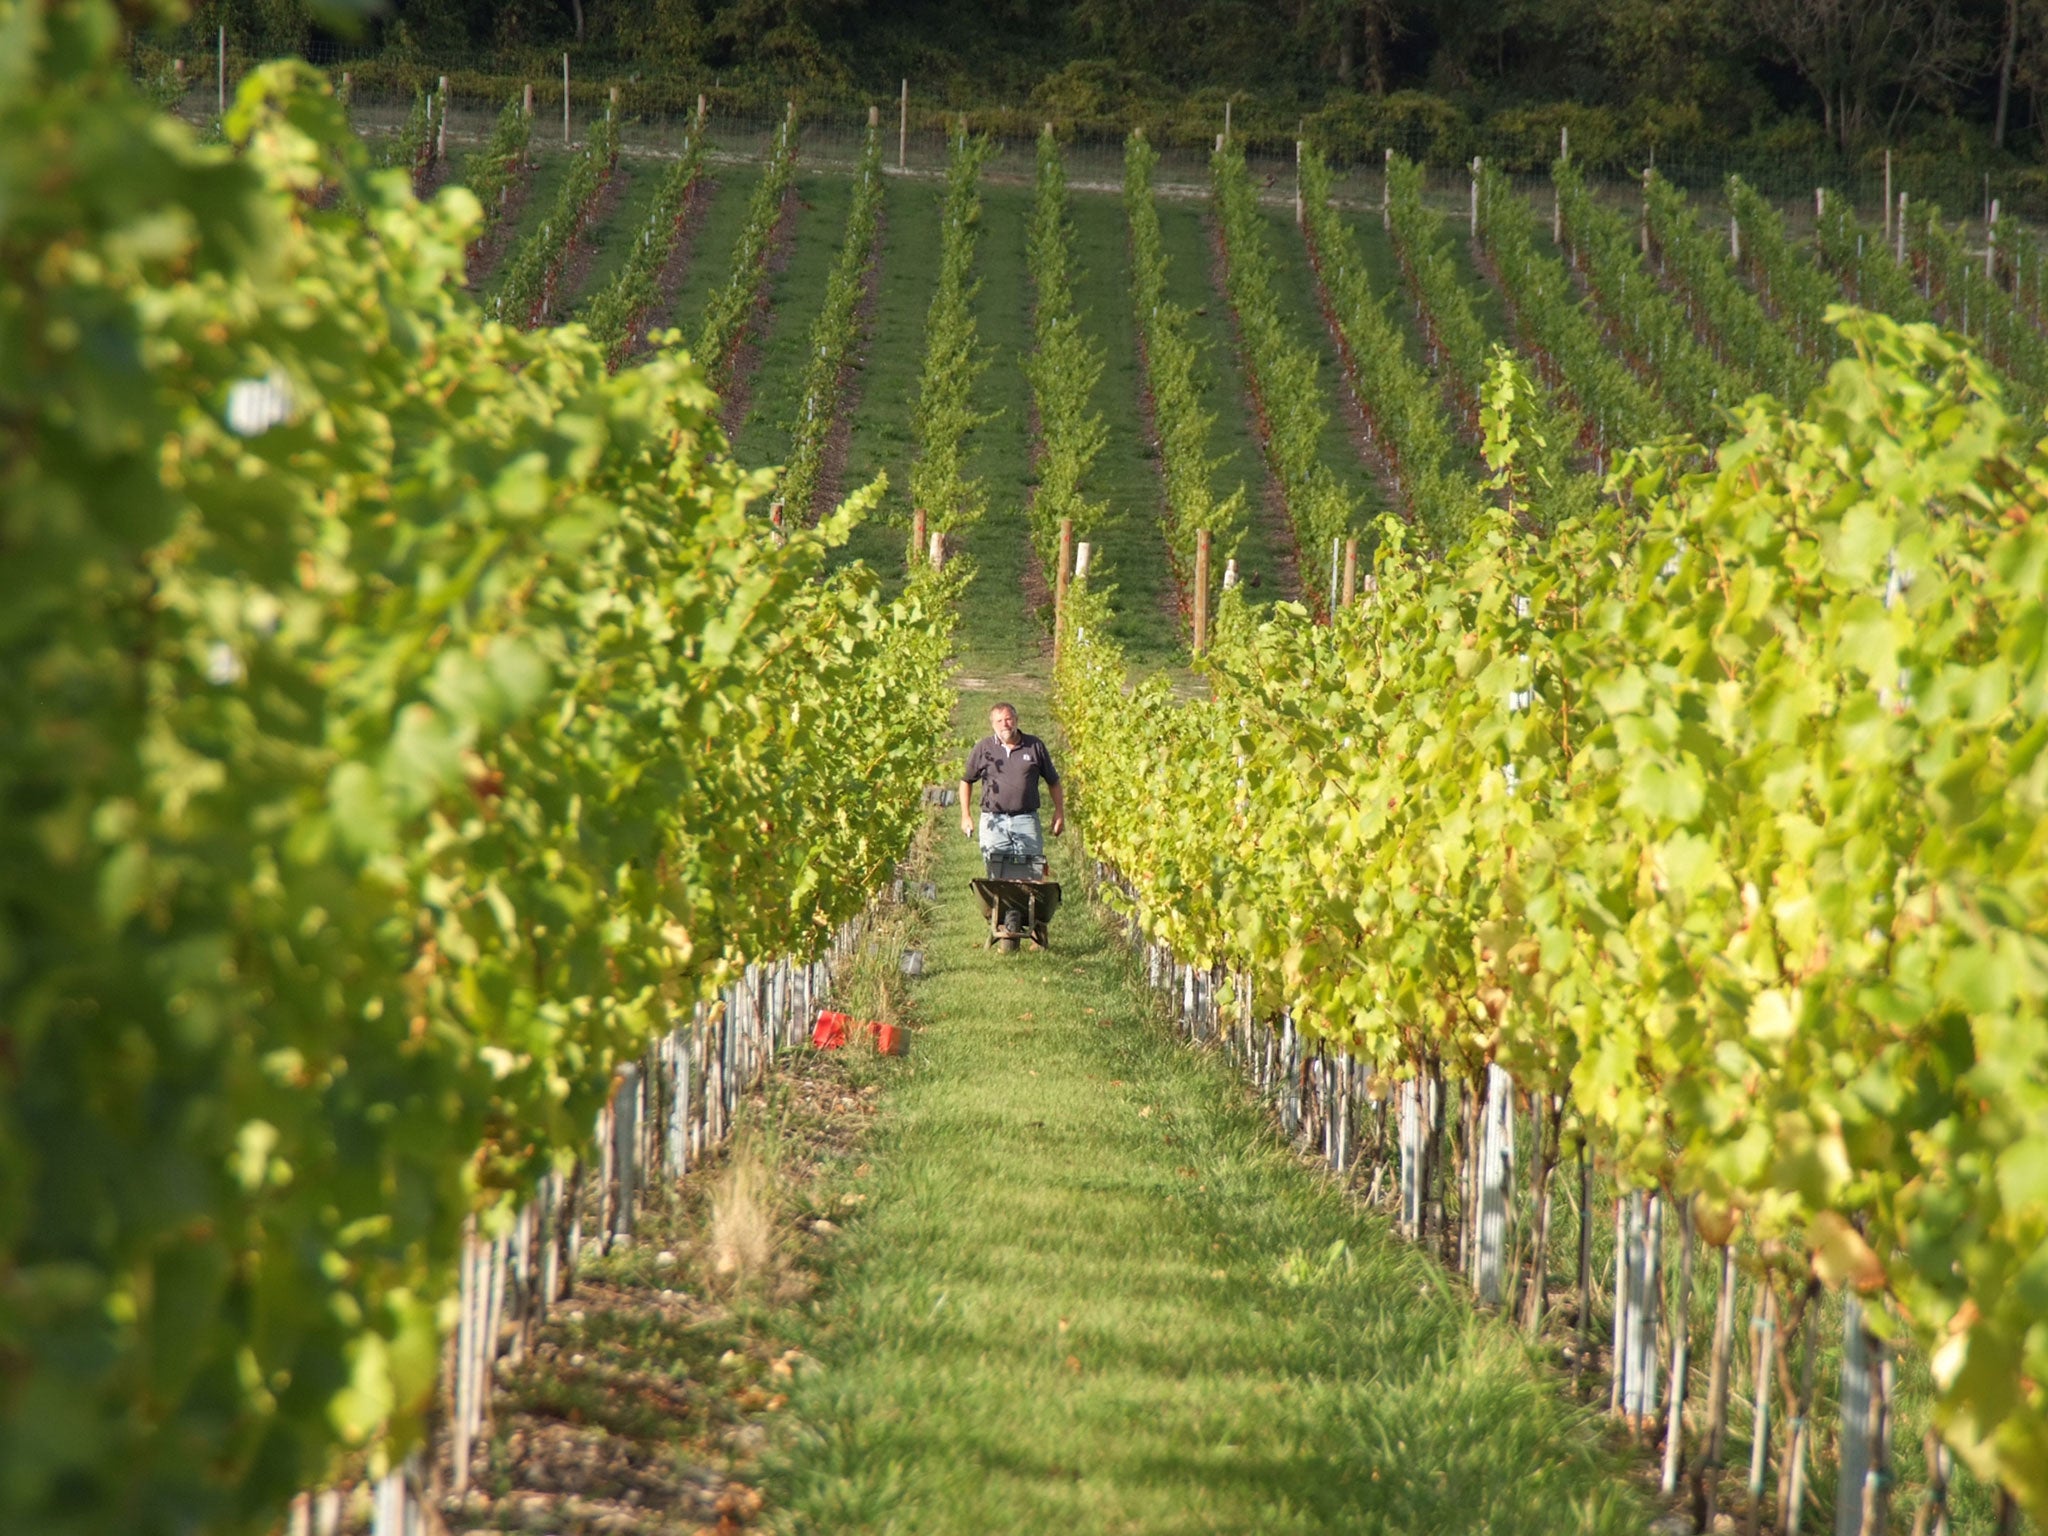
[979,810,1044,879]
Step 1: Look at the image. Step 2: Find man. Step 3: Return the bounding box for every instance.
[959,702,1065,879]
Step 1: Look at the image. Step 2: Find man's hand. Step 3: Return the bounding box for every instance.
[1050,812,1065,838]
[960,812,975,838]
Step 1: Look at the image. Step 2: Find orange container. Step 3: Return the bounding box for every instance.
[811,1011,850,1049]
[872,1022,907,1056]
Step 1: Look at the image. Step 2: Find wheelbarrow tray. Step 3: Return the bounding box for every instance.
[971,877,1062,951]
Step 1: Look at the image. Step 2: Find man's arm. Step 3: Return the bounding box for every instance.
[1048,780,1066,838]
[958,780,975,837]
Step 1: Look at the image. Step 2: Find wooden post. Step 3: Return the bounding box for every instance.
[1054,518,1073,661]
[1745,1287,1777,1536]
[898,78,908,170]
[1470,156,1481,238]
[911,507,927,565]
[1340,538,1358,606]
[1327,536,1341,618]
[437,76,449,160]
[1898,193,1908,264]
[563,53,571,146]
[1475,1065,1513,1306]
[1223,98,1232,142]
[1816,186,1825,220]
[608,83,619,122]
[1835,1298,1874,1536]
[1883,150,1893,240]
[1699,1246,1739,1529]
[1294,140,1304,226]
[1193,530,1211,655]
[696,92,707,127]
[216,25,225,115]
[1730,212,1741,263]
[928,530,944,568]
[1661,1202,1697,1492]
[870,104,880,129]
[1641,167,1651,256]
[1383,145,1393,230]
[1988,200,2000,281]
[1074,541,1092,579]
[522,82,533,117]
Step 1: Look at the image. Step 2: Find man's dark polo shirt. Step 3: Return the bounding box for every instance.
[962,733,1061,815]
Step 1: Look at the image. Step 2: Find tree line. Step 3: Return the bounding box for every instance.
[174,0,2048,162]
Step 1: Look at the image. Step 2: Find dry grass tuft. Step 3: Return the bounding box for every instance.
[707,1143,780,1295]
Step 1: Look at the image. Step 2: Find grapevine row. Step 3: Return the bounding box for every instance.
[909,125,994,535]
[461,98,533,248]
[780,118,885,523]
[1211,141,1361,591]
[1023,127,1108,568]
[695,105,800,390]
[1383,155,1589,524]
[1814,191,1931,326]
[1990,209,2048,330]
[3,43,955,1536]
[493,112,620,327]
[1124,130,1246,582]
[1724,176,1846,364]
[1297,147,1482,549]
[1642,171,1818,406]
[1550,157,1749,440]
[1058,324,2048,1521]
[1475,162,1673,455]
[578,121,705,366]
[1907,206,2048,419]
[379,84,435,180]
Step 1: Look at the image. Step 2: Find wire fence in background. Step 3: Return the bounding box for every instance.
[138,27,2048,228]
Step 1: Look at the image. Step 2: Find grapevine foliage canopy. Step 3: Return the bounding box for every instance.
[1058,316,2048,1517]
[0,2,953,1531]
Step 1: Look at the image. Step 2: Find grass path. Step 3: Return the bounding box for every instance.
[1152,198,1289,604]
[769,663,1656,1532]
[1069,188,1182,668]
[731,171,856,468]
[831,172,943,591]
[1259,200,1392,535]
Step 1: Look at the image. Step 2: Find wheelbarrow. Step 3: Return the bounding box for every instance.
[971,874,1062,952]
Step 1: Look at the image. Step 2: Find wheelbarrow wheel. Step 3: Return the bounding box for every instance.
[997,933,1020,953]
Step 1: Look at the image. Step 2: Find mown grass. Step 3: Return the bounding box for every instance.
[830,171,943,591]
[1067,187,1183,669]
[1155,196,1294,604]
[1260,200,1392,578]
[564,153,660,311]
[665,160,764,338]
[476,150,570,307]
[731,171,855,467]
[955,181,1039,684]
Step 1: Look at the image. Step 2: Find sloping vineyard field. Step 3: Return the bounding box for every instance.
[15,25,2048,1533]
